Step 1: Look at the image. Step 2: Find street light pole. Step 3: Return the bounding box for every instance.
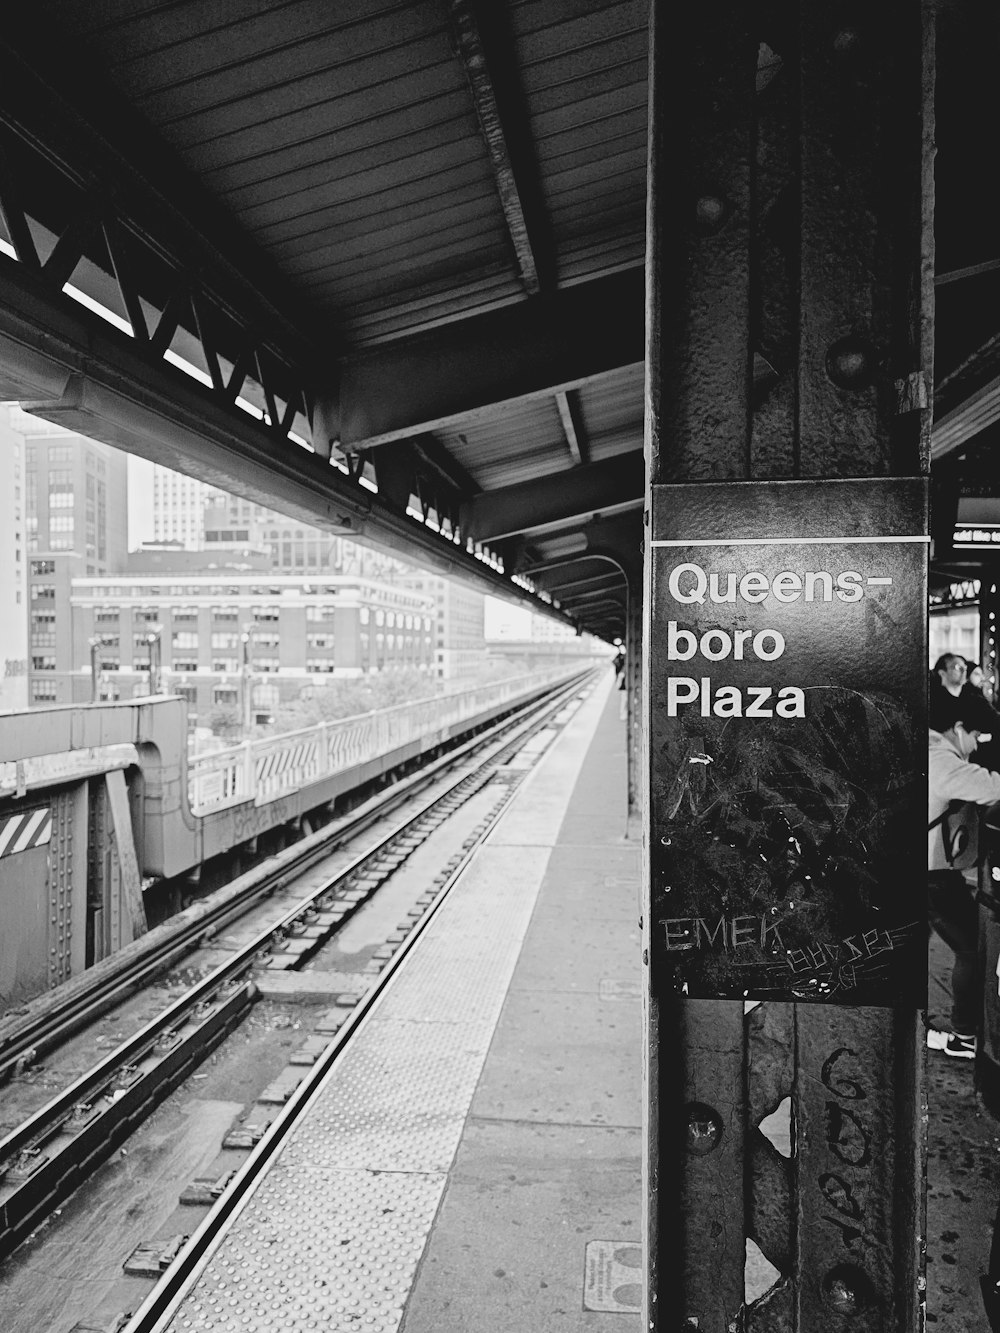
[145,624,163,696]
[241,625,253,733]
[89,635,102,703]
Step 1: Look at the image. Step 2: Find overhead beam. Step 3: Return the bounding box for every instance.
[555,588,627,611]
[339,266,644,448]
[932,372,1000,460]
[460,452,644,542]
[0,256,581,629]
[555,389,587,465]
[446,0,548,294]
[539,570,625,600]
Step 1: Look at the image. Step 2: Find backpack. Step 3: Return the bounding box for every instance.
[929,799,980,870]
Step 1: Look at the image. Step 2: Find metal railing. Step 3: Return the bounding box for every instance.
[187,666,591,813]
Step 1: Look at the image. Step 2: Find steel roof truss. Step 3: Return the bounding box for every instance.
[461,451,644,543]
[446,0,548,296]
[337,267,644,448]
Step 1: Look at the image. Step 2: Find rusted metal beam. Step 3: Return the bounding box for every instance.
[338,267,644,448]
[556,389,587,465]
[445,0,548,295]
[461,452,644,542]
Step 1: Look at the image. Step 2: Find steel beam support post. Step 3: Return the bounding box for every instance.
[642,3,933,1330]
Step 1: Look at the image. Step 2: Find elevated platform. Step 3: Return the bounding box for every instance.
[156,672,642,1330]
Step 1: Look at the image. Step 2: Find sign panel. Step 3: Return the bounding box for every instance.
[954,496,1000,552]
[649,478,927,1006]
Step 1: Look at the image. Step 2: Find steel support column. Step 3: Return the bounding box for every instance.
[643,4,933,1330]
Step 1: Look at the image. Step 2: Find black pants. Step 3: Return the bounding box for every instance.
[928,869,981,1034]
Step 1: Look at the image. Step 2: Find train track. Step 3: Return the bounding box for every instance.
[0,669,593,1086]
[0,669,595,1324]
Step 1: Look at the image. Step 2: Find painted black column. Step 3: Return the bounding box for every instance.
[643,3,933,1328]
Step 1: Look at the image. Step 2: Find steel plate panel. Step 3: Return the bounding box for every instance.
[172,1167,446,1333]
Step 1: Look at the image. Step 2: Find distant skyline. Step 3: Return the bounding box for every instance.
[126,452,532,640]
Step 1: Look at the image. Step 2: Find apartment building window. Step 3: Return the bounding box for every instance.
[254,606,280,621]
[306,605,334,622]
[306,634,334,649]
[31,584,55,601]
[306,659,336,673]
[212,658,239,673]
[212,606,239,621]
[173,660,198,673]
[95,608,119,623]
[213,687,238,705]
[49,515,74,548]
[31,681,58,702]
[255,657,279,673]
[48,471,74,506]
[359,608,370,625]
[174,632,200,650]
[134,607,161,622]
[174,685,197,707]
[254,632,280,648]
[211,632,239,649]
[30,560,55,576]
[174,607,199,621]
[31,655,56,671]
[48,445,71,464]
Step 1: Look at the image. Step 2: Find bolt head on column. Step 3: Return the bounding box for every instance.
[825,336,876,388]
[693,194,729,234]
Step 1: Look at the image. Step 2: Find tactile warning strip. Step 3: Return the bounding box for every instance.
[167,840,551,1331]
[173,1167,445,1332]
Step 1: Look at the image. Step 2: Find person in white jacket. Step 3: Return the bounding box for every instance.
[928,712,1000,1057]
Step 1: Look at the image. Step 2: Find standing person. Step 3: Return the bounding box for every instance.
[930,652,968,735]
[928,701,1000,1057]
[611,642,625,686]
[960,659,1000,770]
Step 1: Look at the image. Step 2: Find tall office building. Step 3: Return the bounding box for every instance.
[402,572,487,680]
[151,465,218,549]
[11,407,128,706]
[0,409,28,710]
[203,493,415,581]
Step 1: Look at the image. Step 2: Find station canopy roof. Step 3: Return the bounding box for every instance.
[0,2,996,636]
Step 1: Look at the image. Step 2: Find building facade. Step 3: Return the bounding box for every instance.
[402,573,487,680]
[151,466,218,549]
[0,410,28,710]
[68,564,436,723]
[11,408,129,708]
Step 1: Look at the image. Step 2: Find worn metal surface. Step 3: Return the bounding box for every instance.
[644,1,931,1327]
[649,478,927,1006]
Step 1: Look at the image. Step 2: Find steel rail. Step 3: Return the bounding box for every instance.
[0,670,595,1266]
[0,668,593,1084]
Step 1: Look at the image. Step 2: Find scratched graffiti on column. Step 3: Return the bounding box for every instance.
[649,478,928,1007]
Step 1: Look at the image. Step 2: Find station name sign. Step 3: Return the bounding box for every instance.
[648,478,928,1007]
